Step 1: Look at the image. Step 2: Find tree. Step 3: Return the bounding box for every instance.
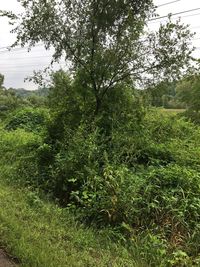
[177,75,200,112]
[0,73,25,115]
[0,73,4,89]
[1,0,195,114]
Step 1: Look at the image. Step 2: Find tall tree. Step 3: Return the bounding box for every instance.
[1,0,195,113]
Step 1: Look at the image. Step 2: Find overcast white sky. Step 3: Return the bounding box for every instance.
[0,0,200,90]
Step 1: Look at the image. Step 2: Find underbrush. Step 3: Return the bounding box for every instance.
[4,107,49,132]
[0,108,200,266]
[0,128,41,186]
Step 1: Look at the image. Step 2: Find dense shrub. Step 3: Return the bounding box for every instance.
[1,98,200,265]
[5,107,49,132]
[184,109,200,124]
[27,108,200,207]
[0,129,42,185]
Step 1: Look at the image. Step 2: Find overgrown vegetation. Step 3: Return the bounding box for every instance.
[0,0,200,266]
[1,78,200,265]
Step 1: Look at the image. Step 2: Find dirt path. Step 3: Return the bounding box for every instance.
[0,249,17,267]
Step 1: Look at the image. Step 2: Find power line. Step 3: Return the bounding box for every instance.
[157,0,181,8]
[0,44,44,53]
[0,40,197,61]
[0,60,66,68]
[0,67,68,73]
[149,7,200,21]
[0,55,54,60]
[0,43,44,50]
[0,60,65,67]
[149,12,200,25]
[0,8,199,54]
[0,63,66,69]
[0,7,199,52]
[0,35,199,57]
[0,8,199,62]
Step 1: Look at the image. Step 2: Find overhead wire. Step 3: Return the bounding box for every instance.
[0,44,45,54]
[149,12,200,24]
[0,7,199,50]
[0,7,199,52]
[0,56,54,61]
[149,7,200,21]
[0,7,199,54]
[156,0,181,8]
[0,4,199,76]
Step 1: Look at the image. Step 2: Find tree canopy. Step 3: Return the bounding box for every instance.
[1,0,195,114]
[0,73,4,89]
[177,75,200,112]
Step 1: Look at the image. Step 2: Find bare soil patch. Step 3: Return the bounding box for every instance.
[0,249,17,267]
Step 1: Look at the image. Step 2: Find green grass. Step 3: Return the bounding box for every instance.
[0,181,146,267]
[159,108,185,113]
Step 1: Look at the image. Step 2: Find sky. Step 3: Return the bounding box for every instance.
[0,0,200,90]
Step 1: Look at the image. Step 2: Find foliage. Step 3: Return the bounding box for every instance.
[2,1,195,114]
[5,107,49,132]
[1,109,200,265]
[0,2,199,264]
[0,87,24,117]
[0,73,4,88]
[177,75,200,123]
[0,88,200,266]
[0,128,42,186]
[0,73,47,118]
[146,81,186,109]
[14,87,49,98]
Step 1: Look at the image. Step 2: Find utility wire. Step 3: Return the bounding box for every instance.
[157,0,181,8]
[149,7,200,21]
[1,33,199,55]
[0,44,44,53]
[1,35,199,58]
[149,12,200,24]
[1,8,200,52]
[0,62,65,68]
[0,55,54,60]
[0,7,199,67]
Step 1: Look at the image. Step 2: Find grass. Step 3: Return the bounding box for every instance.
[160,108,185,113]
[0,180,147,267]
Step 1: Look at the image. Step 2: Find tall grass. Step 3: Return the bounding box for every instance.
[0,181,147,267]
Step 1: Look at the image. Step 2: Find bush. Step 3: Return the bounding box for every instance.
[5,107,49,133]
[1,102,200,265]
[76,164,200,228]
[72,163,200,265]
[0,128,42,186]
[36,123,106,202]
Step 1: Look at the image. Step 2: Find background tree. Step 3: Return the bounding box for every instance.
[1,0,195,114]
[177,75,200,122]
[0,73,4,89]
[147,81,176,107]
[0,73,25,116]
